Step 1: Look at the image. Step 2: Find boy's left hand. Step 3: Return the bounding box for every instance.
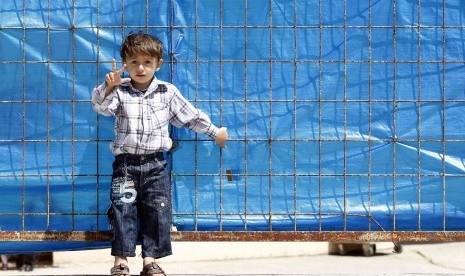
[215,127,228,148]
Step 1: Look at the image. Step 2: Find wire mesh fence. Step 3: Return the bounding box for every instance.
[0,0,465,246]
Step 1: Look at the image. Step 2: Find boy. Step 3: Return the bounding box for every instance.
[92,33,228,276]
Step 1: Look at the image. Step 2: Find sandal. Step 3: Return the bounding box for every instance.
[140,262,165,276]
[111,263,130,276]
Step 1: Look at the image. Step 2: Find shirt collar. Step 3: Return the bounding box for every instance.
[121,77,162,96]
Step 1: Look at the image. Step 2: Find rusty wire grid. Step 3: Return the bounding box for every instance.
[0,0,465,243]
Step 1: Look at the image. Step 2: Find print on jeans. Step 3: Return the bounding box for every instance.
[111,177,137,204]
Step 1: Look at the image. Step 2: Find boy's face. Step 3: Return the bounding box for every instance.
[124,55,163,90]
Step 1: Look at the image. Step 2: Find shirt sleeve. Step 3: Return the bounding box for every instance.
[91,83,119,116]
[169,87,219,139]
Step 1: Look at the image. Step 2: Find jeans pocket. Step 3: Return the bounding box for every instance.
[112,158,125,172]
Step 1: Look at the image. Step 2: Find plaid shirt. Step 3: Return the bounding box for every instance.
[92,77,219,155]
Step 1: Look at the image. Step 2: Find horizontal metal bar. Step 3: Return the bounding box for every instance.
[1,173,465,178]
[1,174,464,180]
[171,231,465,242]
[3,99,465,104]
[3,138,465,143]
[0,25,462,30]
[2,60,465,64]
[1,231,464,243]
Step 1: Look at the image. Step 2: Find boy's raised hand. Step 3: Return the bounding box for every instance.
[215,127,228,148]
[104,59,131,94]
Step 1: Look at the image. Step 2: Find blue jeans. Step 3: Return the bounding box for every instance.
[108,152,172,259]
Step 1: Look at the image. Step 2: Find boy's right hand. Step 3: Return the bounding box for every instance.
[215,127,228,148]
[104,59,131,95]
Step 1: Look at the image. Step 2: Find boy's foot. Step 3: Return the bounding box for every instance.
[111,263,130,276]
[24,264,33,272]
[16,264,33,272]
[140,262,165,276]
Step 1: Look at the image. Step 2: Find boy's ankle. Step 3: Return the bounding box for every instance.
[114,256,128,266]
[143,257,156,266]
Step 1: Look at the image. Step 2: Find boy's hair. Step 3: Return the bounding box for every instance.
[120,33,163,61]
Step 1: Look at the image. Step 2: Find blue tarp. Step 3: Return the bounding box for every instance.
[1,0,465,253]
